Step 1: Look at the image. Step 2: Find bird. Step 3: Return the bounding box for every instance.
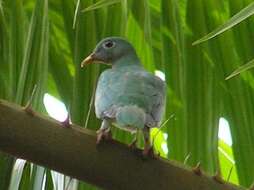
[81,37,166,156]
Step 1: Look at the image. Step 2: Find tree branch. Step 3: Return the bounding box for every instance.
[0,100,245,190]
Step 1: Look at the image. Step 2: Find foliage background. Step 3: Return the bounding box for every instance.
[0,0,254,189]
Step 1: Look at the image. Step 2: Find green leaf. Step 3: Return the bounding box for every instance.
[44,170,54,190]
[49,34,73,106]
[218,140,239,184]
[0,154,14,190]
[193,2,254,45]
[17,162,31,190]
[29,166,45,190]
[82,0,121,12]
[8,159,26,190]
[15,0,49,110]
[8,0,26,101]
[151,128,167,158]
[226,59,254,80]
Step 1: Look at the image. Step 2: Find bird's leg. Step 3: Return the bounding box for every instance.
[104,127,112,140]
[142,126,154,157]
[128,131,138,149]
[96,119,111,144]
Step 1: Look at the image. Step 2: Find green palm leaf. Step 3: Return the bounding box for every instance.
[226,59,254,80]
[193,1,254,45]
[81,0,121,12]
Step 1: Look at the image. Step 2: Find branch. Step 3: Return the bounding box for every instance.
[0,100,245,190]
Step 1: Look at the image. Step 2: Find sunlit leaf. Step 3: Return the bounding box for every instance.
[44,169,54,190]
[72,0,80,29]
[226,59,254,80]
[218,140,238,184]
[82,0,121,12]
[193,2,254,45]
[29,166,45,190]
[8,159,26,190]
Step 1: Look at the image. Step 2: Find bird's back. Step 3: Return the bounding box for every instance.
[95,64,166,129]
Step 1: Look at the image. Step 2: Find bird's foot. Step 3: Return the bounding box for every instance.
[104,129,112,141]
[96,128,112,144]
[142,145,156,159]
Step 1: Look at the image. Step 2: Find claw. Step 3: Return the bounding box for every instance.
[142,145,156,159]
[192,162,202,176]
[213,171,224,184]
[142,146,152,157]
[142,127,157,158]
[104,129,112,141]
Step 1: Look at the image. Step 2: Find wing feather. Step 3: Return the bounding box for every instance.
[95,67,166,127]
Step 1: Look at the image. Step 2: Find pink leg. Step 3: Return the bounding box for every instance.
[96,120,111,144]
[142,127,154,157]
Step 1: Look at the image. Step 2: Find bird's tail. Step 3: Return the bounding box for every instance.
[116,105,146,129]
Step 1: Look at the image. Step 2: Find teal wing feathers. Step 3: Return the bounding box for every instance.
[95,65,166,128]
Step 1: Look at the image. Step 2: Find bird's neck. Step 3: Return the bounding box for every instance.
[112,54,142,69]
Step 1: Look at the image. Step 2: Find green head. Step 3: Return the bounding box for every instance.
[81,37,139,67]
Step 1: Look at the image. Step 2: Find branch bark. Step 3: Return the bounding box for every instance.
[0,100,245,190]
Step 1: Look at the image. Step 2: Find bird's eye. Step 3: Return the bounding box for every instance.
[103,41,115,49]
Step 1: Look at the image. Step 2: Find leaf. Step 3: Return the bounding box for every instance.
[193,2,254,45]
[225,59,254,80]
[29,166,45,190]
[49,35,73,106]
[218,140,239,184]
[0,154,14,190]
[81,0,121,12]
[150,128,168,158]
[72,0,80,29]
[15,0,49,109]
[17,162,31,190]
[8,159,26,190]
[8,0,26,101]
[44,169,54,190]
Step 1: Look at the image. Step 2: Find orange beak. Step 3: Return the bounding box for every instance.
[81,53,96,68]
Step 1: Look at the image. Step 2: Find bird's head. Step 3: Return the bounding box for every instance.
[81,37,138,67]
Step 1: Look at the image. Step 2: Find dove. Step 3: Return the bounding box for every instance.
[81,37,166,156]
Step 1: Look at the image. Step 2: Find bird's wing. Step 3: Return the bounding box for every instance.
[95,68,166,127]
[116,69,166,127]
[94,69,117,118]
[132,71,166,127]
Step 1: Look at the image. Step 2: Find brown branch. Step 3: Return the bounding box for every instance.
[0,100,246,190]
